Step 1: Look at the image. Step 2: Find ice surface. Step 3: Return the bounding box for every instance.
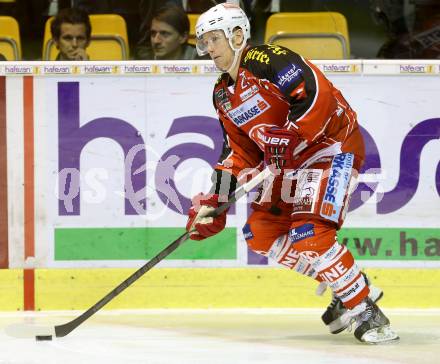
[0,308,439,364]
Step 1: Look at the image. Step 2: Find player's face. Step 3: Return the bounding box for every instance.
[55,23,89,60]
[151,19,187,60]
[200,30,234,70]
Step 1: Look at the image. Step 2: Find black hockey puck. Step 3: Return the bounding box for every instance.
[35,335,53,341]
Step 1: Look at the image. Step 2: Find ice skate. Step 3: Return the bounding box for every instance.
[350,297,399,344]
[321,274,383,334]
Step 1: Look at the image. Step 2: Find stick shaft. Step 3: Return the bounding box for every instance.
[55,231,189,337]
[54,167,271,337]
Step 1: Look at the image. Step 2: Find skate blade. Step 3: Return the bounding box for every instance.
[360,325,400,344]
[328,316,351,334]
[325,288,383,335]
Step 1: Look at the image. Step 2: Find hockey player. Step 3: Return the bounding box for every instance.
[185,2,398,344]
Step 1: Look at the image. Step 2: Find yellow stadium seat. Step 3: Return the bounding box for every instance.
[187,13,200,46]
[0,16,21,60]
[264,12,350,59]
[43,14,129,60]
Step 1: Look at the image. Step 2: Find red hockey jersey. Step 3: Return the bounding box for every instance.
[212,44,365,181]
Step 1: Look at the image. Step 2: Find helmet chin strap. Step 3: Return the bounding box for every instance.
[222,38,246,76]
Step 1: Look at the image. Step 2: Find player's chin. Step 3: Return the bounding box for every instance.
[213,58,226,70]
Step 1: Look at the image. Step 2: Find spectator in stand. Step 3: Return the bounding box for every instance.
[137,4,204,60]
[50,8,91,60]
[68,0,140,51]
[136,0,182,60]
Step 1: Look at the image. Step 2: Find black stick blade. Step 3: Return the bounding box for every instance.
[35,335,53,341]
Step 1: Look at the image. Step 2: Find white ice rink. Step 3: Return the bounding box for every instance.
[1,309,439,364]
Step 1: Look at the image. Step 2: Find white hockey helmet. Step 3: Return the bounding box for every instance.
[195,2,251,56]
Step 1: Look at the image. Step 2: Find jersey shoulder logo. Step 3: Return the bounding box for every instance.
[276,64,303,91]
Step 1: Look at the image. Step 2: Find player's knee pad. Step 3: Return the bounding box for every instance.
[265,234,317,277]
[268,220,336,277]
[242,221,316,276]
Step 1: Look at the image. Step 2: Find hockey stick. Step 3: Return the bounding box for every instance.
[5,167,272,339]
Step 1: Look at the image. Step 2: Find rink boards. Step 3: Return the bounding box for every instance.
[1,267,440,310]
[0,60,438,310]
